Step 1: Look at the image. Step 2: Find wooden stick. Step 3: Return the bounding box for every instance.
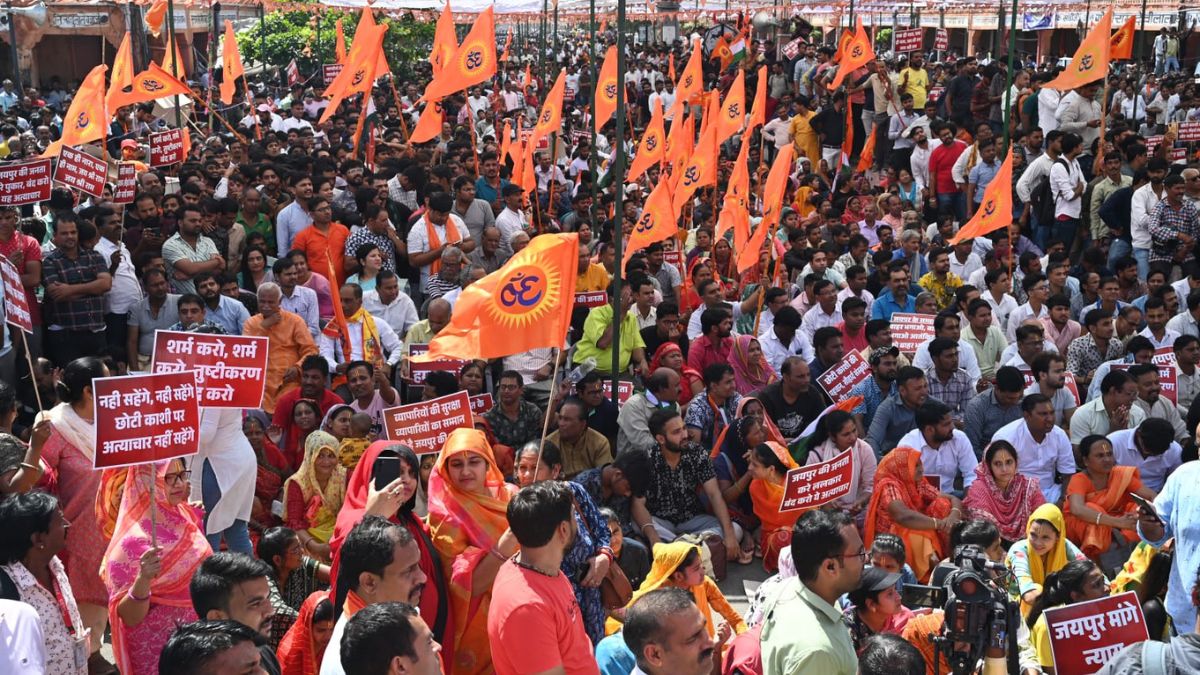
[147,468,158,547]
[534,348,563,477]
[20,331,42,412]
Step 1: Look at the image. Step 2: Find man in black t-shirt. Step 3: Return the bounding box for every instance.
[640,301,689,359]
[757,355,826,439]
[945,58,977,130]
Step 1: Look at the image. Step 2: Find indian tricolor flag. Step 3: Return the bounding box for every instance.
[730,29,748,64]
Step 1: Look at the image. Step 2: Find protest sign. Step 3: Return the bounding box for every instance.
[383,391,474,454]
[151,330,270,408]
[0,158,51,206]
[1178,122,1200,142]
[286,59,302,86]
[780,448,854,512]
[894,28,923,52]
[663,250,683,267]
[470,393,494,415]
[1045,591,1148,674]
[323,63,344,84]
[113,162,137,204]
[54,146,107,198]
[407,343,470,384]
[781,37,804,59]
[934,28,949,50]
[149,128,187,167]
[599,379,635,404]
[890,313,936,355]
[817,349,872,401]
[93,370,201,469]
[1,259,31,333]
[1064,372,1081,405]
[574,291,609,308]
[1154,347,1179,405]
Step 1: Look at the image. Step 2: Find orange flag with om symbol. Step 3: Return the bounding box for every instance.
[1045,8,1111,91]
[624,179,677,268]
[414,233,580,361]
[948,148,1013,245]
[1110,15,1135,60]
[594,46,619,134]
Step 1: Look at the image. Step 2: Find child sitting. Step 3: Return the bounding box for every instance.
[337,413,374,469]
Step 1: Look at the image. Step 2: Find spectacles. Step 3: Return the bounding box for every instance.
[836,549,870,564]
[164,471,192,486]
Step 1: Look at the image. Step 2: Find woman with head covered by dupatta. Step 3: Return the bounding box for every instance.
[329,441,449,659]
[100,459,212,675]
[427,428,518,674]
[729,334,779,396]
[276,590,335,675]
[747,442,802,572]
[648,342,704,406]
[283,431,347,563]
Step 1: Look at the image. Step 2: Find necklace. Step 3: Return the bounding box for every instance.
[512,554,559,578]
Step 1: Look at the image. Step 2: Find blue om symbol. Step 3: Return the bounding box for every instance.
[981,199,996,218]
[465,50,484,71]
[500,272,543,307]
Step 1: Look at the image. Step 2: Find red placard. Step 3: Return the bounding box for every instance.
[1064,372,1081,406]
[928,86,945,102]
[286,59,302,87]
[782,37,803,60]
[323,63,344,84]
[112,162,137,204]
[1178,122,1200,142]
[663,250,682,268]
[599,379,635,404]
[1045,591,1148,674]
[93,371,201,469]
[54,146,107,198]
[575,291,608,308]
[1,258,31,333]
[934,28,949,51]
[1153,347,1178,405]
[0,158,51,206]
[151,330,270,409]
[1145,135,1164,151]
[817,349,872,401]
[383,391,474,454]
[894,28,923,53]
[470,393,494,415]
[149,128,187,167]
[780,448,854,512]
[406,343,469,384]
[890,313,937,355]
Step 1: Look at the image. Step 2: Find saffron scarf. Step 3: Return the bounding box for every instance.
[426,217,462,275]
[863,447,950,582]
[283,431,347,544]
[341,305,382,364]
[276,591,331,675]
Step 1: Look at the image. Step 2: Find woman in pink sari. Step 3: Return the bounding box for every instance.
[100,459,212,675]
[729,335,779,395]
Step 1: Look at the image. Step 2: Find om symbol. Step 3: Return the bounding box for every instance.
[684,75,694,89]
[499,271,545,308]
[645,136,658,152]
[851,46,863,58]
[682,165,701,186]
[728,103,740,118]
[75,112,89,129]
[635,212,655,233]
[465,49,485,71]
[351,70,366,86]
[143,78,164,92]
[605,83,617,99]
[1079,55,1094,71]
[541,108,553,125]
[981,199,996,218]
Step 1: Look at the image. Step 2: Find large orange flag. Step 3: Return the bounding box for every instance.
[627,99,665,182]
[160,33,187,78]
[60,64,108,148]
[668,38,704,120]
[414,233,580,360]
[409,99,444,144]
[739,145,793,273]
[145,0,167,37]
[743,65,768,141]
[624,180,677,267]
[107,33,135,112]
[594,46,618,134]
[352,8,391,79]
[949,149,1013,245]
[108,62,192,110]
[664,112,693,183]
[716,138,751,243]
[1046,8,1111,91]
[856,129,876,173]
[219,21,245,105]
[320,22,385,124]
[829,18,876,91]
[335,18,348,64]
[716,69,745,146]
[532,68,566,148]
[711,36,734,73]
[674,94,720,212]
[1110,15,1135,61]
[422,6,496,101]
[431,1,457,75]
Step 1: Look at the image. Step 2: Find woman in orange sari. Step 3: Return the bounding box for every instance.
[275,591,335,675]
[427,428,518,675]
[747,442,801,572]
[864,447,963,582]
[1064,435,1158,560]
[99,459,212,675]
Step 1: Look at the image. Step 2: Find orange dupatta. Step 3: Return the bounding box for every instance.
[749,442,801,571]
[426,428,514,675]
[863,447,951,582]
[276,591,331,675]
[426,216,463,275]
[1064,466,1141,559]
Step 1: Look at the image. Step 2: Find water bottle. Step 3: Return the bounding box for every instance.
[566,357,597,385]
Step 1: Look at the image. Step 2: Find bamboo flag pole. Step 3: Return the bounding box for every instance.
[533,348,563,476]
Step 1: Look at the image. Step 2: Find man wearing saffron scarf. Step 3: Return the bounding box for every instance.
[319,283,403,379]
[406,192,474,304]
[320,516,427,675]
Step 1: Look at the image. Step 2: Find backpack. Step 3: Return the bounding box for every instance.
[1142,640,1171,675]
[1029,158,1068,225]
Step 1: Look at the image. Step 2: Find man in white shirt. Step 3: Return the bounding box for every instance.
[1131,157,1170,278]
[280,100,313,132]
[949,240,982,282]
[911,312,982,388]
[801,279,842,342]
[1139,297,1180,349]
[1056,82,1102,152]
[758,306,815,374]
[494,184,531,256]
[319,283,404,374]
[1037,86,1062,135]
[896,401,977,495]
[1048,132,1086,251]
[406,192,474,296]
[907,125,934,190]
[1108,420,1183,493]
[992,393,1076,503]
[274,258,320,339]
[362,270,418,337]
[92,206,142,352]
[1015,129,1063,237]
[1006,273,1050,343]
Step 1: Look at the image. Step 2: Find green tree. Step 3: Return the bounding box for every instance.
[238,10,436,82]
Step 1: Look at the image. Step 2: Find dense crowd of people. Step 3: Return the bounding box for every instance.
[6,10,1200,675]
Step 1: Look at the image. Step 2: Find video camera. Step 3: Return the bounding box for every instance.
[901,545,1019,675]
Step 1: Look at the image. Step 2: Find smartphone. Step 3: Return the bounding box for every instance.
[1130,493,1162,523]
[372,455,402,491]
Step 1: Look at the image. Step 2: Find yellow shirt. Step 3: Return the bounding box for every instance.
[900,67,929,108]
[788,111,819,166]
[576,263,612,292]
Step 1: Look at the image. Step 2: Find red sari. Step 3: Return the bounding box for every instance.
[276,591,331,675]
[864,447,953,582]
[253,439,288,527]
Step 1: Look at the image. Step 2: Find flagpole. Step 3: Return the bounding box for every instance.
[588,0,598,230]
[1133,0,1148,125]
[534,348,563,476]
[165,0,183,131]
[1001,0,1016,153]
[208,3,218,133]
[610,0,627,407]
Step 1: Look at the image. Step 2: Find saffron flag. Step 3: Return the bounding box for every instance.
[422,5,496,101]
[58,64,108,149]
[739,145,793,273]
[711,36,735,72]
[219,21,245,105]
[519,138,536,192]
[715,69,745,146]
[335,18,348,64]
[414,233,580,361]
[532,68,566,148]
[627,99,665,183]
[743,65,768,140]
[664,112,693,182]
[624,180,677,267]
[352,7,392,79]
[668,52,675,81]
[673,93,720,213]
[409,99,444,144]
[1110,15,1135,61]
[108,62,192,111]
[832,29,854,64]
[320,22,386,124]
[668,37,704,120]
[948,148,1014,245]
[160,33,187,78]
[594,46,618,134]
[145,0,167,37]
[108,34,135,110]
[431,1,457,75]
[840,101,854,169]
[855,128,876,173]
[716,138,752,244]
[500,29,512,62]
[1045,8,1112,91]
[499,118,513,165]
[508,133,527,187]
[829,18,875,91]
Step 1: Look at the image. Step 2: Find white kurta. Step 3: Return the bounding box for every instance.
[189,408,256,534]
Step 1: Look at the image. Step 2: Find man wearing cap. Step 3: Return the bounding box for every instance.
[841,566,912,652]
[241,104,284,134]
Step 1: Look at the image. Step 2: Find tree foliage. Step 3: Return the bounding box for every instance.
[238,9,436,82]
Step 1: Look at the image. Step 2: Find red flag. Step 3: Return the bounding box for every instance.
[1045,8,1112,90]
[739,146,793,273]
[627,99,665,183]
[335,18,348,64]
[219,20,245,105]
[422,6,496,101]
[829,18,876,91]
[594,46,619,134]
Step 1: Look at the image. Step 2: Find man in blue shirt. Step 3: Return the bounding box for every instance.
[1138,460,1200,633]
[967,138,1001,218]
[870,263,917,321]
[196,273,250,336]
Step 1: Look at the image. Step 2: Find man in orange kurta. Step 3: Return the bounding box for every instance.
[243,282,318,413]
[290,196,351,286]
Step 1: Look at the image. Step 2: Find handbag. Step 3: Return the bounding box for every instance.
[572,494,633,609]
